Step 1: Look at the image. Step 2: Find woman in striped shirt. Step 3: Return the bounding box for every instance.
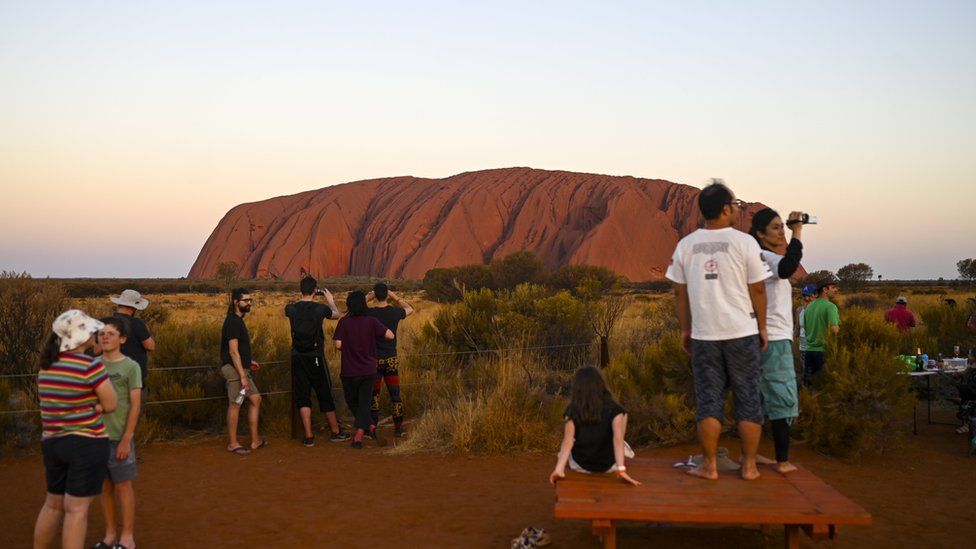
[33,310,118,549]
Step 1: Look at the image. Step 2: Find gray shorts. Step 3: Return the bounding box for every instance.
[691,335,764,425]
[106,439,138,483]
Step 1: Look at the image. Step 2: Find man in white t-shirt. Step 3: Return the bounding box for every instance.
[666,181,770,481]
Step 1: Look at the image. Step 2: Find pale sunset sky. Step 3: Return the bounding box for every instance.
[1,1,973,279]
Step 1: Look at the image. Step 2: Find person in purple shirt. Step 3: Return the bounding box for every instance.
[333,291,394,449]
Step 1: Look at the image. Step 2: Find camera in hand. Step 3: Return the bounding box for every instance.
[787,213,818,226]
[314,289,326,296]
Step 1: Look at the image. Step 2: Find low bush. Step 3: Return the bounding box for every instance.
[842,294,881,310]
[797,341,914,458]
[392,357,564,454]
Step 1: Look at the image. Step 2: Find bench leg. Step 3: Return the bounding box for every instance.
[592,519,616,549]
[784,524,800,549]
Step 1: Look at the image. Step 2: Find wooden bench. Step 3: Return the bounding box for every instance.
[554,457,872,548]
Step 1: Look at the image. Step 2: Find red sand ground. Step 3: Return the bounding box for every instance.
[1,411,972,548]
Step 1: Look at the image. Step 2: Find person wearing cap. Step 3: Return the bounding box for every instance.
[666,181,772,481]
[749,208,805,474]
[33,310,118,549]
[220,288,265,454]
[884,296,917,332]
[802,277,841,387]
[796,284,817,357]
[110,289,156,391]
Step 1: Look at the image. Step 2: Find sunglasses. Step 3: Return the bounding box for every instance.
[729,198,745,208]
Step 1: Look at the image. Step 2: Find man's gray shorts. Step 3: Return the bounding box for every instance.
[691,335,764,425]
[106,439,138,483]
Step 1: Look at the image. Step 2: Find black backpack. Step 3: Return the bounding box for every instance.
[290,303,322,353]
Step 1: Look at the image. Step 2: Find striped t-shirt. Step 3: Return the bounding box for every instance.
[38,353,109,440]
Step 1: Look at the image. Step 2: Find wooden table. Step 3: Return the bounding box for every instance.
[554,457,872,549]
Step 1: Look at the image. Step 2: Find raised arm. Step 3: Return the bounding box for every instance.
[389,290,415,317]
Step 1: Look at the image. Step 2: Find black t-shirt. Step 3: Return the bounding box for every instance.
[220,314,252,370]
[118,314,151,381]
[366,306,407,359]
[564,401,626,473]
[284,301,334,356]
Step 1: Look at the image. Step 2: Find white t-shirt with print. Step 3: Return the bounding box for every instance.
[666,227,772,341]
[760,249,795,341]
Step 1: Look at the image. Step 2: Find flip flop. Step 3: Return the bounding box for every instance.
[111,545,130,549]
[251,440,268,450]
[227,446,250,455]
[92,542,113,549]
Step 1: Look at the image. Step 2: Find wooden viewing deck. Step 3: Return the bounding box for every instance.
[554,457,872,548]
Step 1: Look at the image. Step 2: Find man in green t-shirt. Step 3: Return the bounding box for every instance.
[802,277,841,387]
[95,316,143,549]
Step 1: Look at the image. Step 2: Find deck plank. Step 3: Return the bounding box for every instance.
[554,457,872,528]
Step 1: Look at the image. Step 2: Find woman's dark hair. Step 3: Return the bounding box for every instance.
[749,207,780,245]
[698,182,733,220]
[568,366,620,425]
[38,332,61,371]
[100,316,130,339]
[346,291,368,316]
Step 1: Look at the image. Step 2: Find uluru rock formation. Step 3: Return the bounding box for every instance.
[188,168,770,281]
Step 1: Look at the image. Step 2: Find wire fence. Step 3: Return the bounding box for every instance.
[0,341,595,416]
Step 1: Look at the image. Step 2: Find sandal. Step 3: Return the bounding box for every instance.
[251,439,268,450]
[227,446,251,455]
[92,542,114,549]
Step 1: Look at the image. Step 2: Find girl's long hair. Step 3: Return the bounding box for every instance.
[748,207,779,248]
[37,332,61,371]
[346,291,368,316]
[568,366,620,425]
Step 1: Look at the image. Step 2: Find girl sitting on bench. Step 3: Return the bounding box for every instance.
[549,366,640,486]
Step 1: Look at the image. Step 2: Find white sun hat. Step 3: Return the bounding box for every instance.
[110,289,149,310]
[52,310,105,352]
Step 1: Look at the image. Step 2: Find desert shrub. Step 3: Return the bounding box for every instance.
[836,306,901,351]
[419,285,592,366]
[423,264,493,302]
[0,272,66,378]
[842,294,881,310]
[392,357,563,454]
[547,264,621,295]
[490,250,548,291]
[798,341,914,458]
[604,333,697,447]
[916,301,972,352]
[877,286,900,301]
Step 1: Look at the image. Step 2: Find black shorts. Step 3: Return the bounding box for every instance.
[292,353,336,412]
[690,335,763,425]
[41,435,110,497]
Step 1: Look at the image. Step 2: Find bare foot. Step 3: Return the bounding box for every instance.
[686,465,719,480]
[754,454,776,465]
[774,462,798,474]
[740,463,761,480]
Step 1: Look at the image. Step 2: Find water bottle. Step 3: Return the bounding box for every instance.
[234,387,247,405]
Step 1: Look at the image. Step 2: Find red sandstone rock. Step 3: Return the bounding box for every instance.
[188,168,779,281]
